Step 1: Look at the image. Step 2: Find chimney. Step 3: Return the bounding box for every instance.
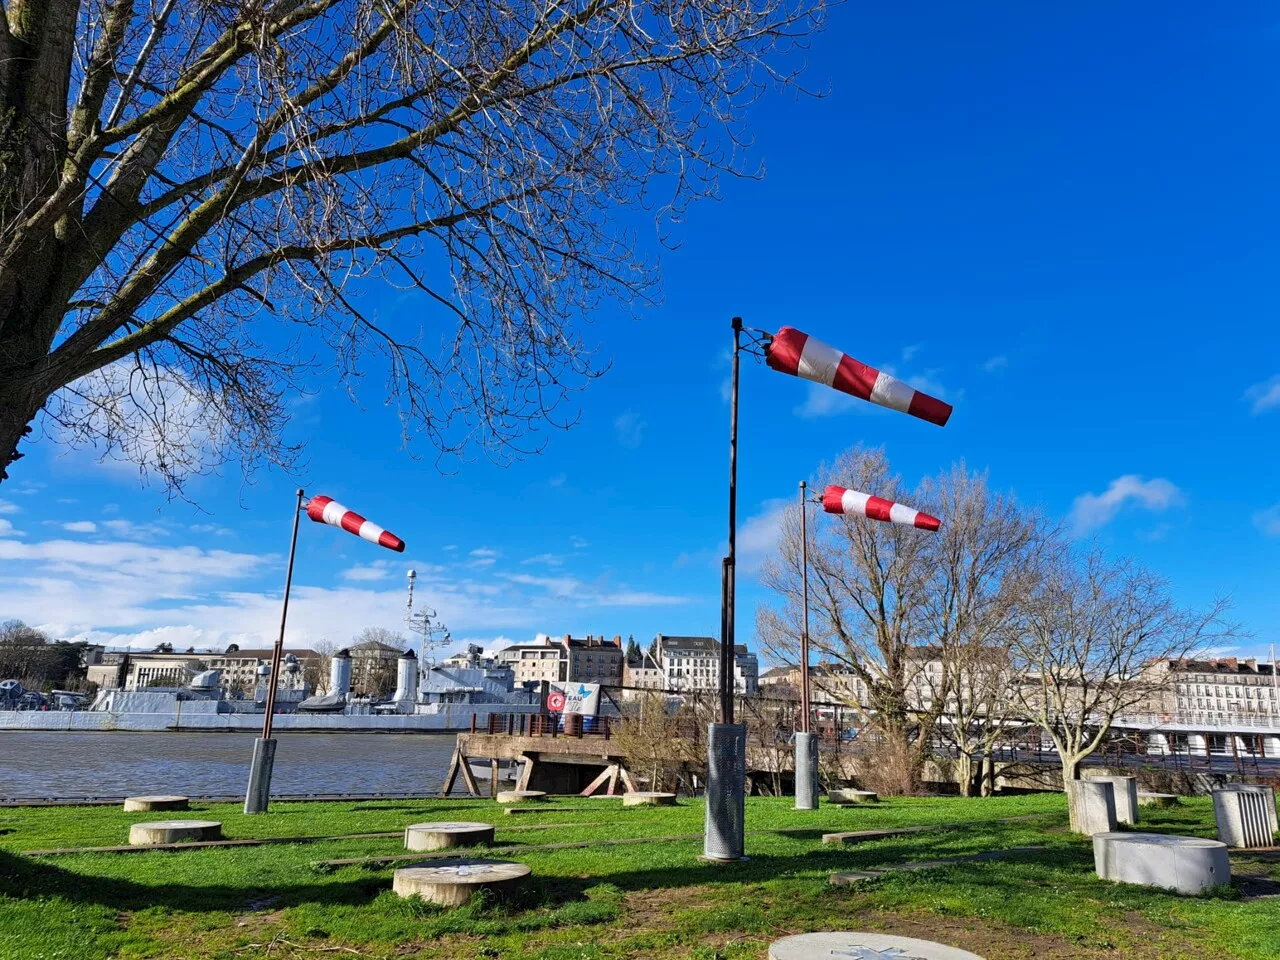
[1225,657,1238,671]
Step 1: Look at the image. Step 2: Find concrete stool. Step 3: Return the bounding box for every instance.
[404,822,495,852]
[1089,775,1138,825]
[622,792,677,807]
[1137,792,1179,808]
[1213,788,1275,849]
[496,790,547,804]
[128,820,222,845]
[828,789,878,805]
[392,859,531,907]
[1094,832,1230,894]
[769,932,983,959]
[1066,779,1116,835]
[123,795,189,813]
[1217,784,1278,835]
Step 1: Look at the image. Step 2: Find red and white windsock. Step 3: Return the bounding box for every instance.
[306,496,405,552]
[822,485,940,531]
[765,326,952,427]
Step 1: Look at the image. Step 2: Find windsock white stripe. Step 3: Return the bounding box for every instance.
[797,336,843,388]
[888,502,917,526]
[306,495,405,552]
[841,489,870,516]
[765,326,953,427]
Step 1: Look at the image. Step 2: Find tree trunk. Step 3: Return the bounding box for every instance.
[981,753,995,797]
[1062,753,1085,830]
[956,751,975,798]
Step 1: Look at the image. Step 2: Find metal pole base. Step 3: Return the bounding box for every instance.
[794,731,820,810]
[244,737,278,814]
[704,722,747,861]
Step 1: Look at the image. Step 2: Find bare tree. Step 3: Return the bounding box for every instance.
[1010,547,1233,828]
[759,449,1044,796]
[0,0,823,491]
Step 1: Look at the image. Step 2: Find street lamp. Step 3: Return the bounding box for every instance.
[794,482,942,810]
[707,321,950,860]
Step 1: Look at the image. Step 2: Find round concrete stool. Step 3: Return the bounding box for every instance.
[496,790,547,804]
[1137,792,1179,808]
[404,822,495,852]
[128,820,222,845]
[392,858,531,907]
[1093,832,1230,895]
[123,795,189,813]
[769,932,983,959]
[622,792,677,807]
[828,789,878,805]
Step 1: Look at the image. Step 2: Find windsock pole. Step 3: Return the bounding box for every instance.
[246,487,303,814]
[261,488,304,740]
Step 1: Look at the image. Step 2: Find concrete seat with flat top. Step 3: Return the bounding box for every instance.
[1094,832,1230,895]
[404,822,495,851]
[827,789,878,805]
[392,858,530,907]
[123,795,189,813]
[128,820,222,845]
[769,931,983,959]
[622,792,677,807]
[496,789,547,804]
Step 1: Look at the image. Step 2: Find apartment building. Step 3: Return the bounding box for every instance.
[655,635,759,696]
[563,634,624,684]
[496,640,567,685]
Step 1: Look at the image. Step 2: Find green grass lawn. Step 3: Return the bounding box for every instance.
[2,793,1278,959]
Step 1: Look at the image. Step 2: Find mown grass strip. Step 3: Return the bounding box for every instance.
[314,831,707,869]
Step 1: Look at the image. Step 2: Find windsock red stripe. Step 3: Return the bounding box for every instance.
[766,326,952,427]
[306,495,406,553]
[821,485,940,532]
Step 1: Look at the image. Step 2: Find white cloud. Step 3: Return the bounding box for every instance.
[1253,505,1280,537]
[549,473,567,488]
[1069,475,1185,534]
[570,536,589,550]
[501,572,690,607]
[342,561,391,581]
[982,355,1008,373]
[738,498,791,572]
[614,410,646,448]
[0,519,19,537]
[901,344,921,362]
[190,523,234,537]
[0,499,18,515]
[62,520,98,533]
[522,553,564,567]
[470,548,498,558]
[101,518,169,539]
[1244,375,1280,415]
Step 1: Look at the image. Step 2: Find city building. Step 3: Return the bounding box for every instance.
[623,650,663,693]
[85,647,322,694]
[496,639,567,685]
[655,635,759,695]
[1163,657,1280,726]
[562,634,624,684]
[758,664,800,691]
[207,646,321,695]
[348,638,406,697]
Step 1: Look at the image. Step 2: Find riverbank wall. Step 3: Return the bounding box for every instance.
[0,703,539,733]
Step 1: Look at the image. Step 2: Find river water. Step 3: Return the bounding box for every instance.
[0,731,462,799]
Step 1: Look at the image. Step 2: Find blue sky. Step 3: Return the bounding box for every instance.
[1,2,1278,660]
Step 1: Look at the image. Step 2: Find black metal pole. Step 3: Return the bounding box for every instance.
[800,480,811,735]
[261,488,304,740]
[721,317,742,724]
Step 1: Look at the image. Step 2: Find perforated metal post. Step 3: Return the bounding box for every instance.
[795,480,819,809]
[704,317,747,861]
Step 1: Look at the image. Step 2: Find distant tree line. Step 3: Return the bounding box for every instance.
[0,620,92,692]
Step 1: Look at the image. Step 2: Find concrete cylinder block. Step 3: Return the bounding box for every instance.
[392,859,531,907]
[123,795,189,813]
[1213,788,1276,848]
[828,789,879,805]
[496,790,547,804]
[621,792,677,807]
[769,932,984,959]
[1066,779,1117,835]
[1089,775,1138,825]
[128,820,222,845]
[1137,792,1180,808]
[794,732,819,811]
[1093,832,1230,894]
[703,722,747,862]
[404,822,496,852]
[1217,784,1278,835]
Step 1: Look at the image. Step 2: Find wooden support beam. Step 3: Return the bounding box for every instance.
[440,747,462,798]
[516,755,534,791]
[618,766,636,794]
[606,764,620,796]
[458,753,481,797]
[490,758,499,798]
[580,764,616,797]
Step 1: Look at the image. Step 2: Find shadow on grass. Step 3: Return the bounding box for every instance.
[0,831,1105,920]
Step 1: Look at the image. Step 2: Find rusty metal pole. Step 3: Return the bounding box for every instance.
[245,488,304,814]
